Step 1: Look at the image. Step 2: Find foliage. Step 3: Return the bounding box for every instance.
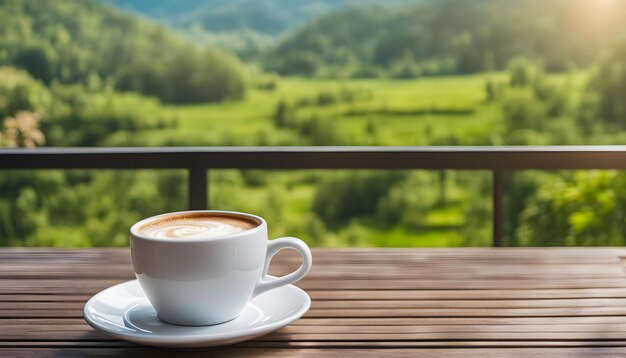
[0,66,173,147]
[313,171,407,228]
[0,170,186,247]
[266,0,626,77]
[0,67,51,120]
[184,30,276,62]
[0,0,246,103]
[0,66,186,246]
[273,100,294,128]
[491,58,581,145]
[588,36,626,128]
[487,46,626,246]
[102,0,349,36]
[517,171,626,246]
[376,172,440,229]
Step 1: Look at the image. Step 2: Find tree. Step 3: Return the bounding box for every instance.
[265,1,626,77]
[507,57,541,88]
[313,171,407,228]
[0,0,247,104]
[13,45,55,84]
[517,171,626,246]
[588,36,626,128]
[273,100,295,128]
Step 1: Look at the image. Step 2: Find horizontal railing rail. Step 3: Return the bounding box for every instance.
[3,146,626,247]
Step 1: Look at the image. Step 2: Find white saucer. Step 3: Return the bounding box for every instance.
[83,279,311,349]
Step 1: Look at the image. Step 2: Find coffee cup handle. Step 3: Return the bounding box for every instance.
[252,237,312,298]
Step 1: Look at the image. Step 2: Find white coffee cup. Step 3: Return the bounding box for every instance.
[130,210,312,326]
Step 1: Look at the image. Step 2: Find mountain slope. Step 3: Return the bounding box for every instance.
[265,0,626,77]
[103,0,354,35]
[0,0,245,103]
[102,0,424,36]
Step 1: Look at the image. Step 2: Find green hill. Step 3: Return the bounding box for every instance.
[102,0,367,35]
[265,0,626,77]
[0,0,245,103]
[100,0,421,60]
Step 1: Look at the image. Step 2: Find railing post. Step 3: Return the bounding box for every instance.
[492,170,504,247]
[188,167,207,210]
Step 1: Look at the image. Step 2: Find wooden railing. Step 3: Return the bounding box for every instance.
[3,146,626,246]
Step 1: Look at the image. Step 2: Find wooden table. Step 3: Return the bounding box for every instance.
[3,248,626,357]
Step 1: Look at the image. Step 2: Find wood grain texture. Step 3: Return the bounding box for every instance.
[3,348,626,358]
[1,248,626,357]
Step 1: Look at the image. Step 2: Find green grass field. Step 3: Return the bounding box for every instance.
[140,72,588,247]
[142,74,508,145]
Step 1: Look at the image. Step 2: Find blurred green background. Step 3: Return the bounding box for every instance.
[2,0,626,247]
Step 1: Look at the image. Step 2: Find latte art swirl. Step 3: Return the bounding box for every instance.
[143,220,244,239]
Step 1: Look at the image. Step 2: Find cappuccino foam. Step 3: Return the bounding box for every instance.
[139,213,258,240]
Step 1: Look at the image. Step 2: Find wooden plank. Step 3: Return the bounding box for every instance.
[1,247,623,255]
[298,278,626,290]
[238,341,626,348]
[258,332,626,340]
[293,316,626,326]
[3,277,626,295]
[6,297,626,311]
[3,340,626,348]
[0,252,619,267]
[3,263,624,279]
[1,248,624,264]
[0,295,91,302]
[6,287,626,302]
[7,322,626,340]
[309,288,626,300]
[0,248,621,268]
[304,307,626,318]
[3,348,626,358]
[2,271,617,282]
[281,323,626,334]
[5,315,626,326]
[6,306,626,319]
[311,298,626,308]
[4,331,626,342]
[4,252,624,280]
[0,257,618,269]
[238,341,626,349]
[0,280,124,295]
